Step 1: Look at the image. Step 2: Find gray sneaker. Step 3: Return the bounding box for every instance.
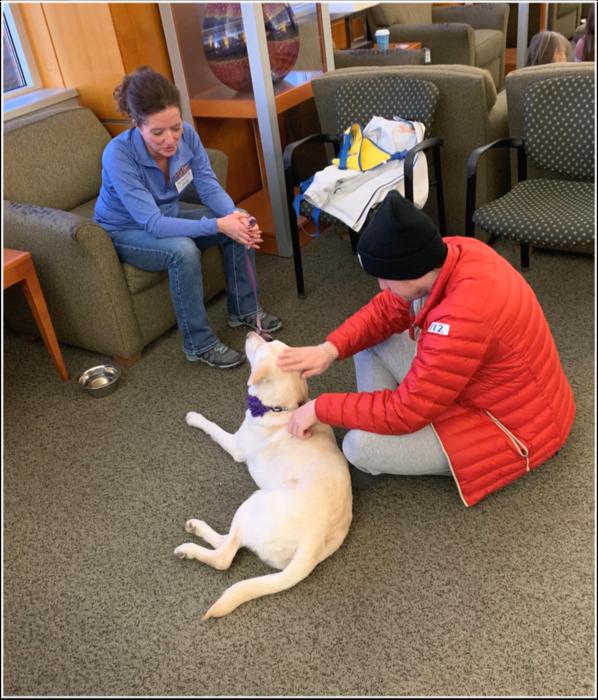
[227,309,282,333]
[186,341,245,369]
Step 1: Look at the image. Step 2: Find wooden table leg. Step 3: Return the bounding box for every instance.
[18,256,69,382]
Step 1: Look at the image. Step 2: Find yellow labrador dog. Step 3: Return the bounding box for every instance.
[175,332,352,620]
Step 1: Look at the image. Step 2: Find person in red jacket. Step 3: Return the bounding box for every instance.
[277,191,575,506]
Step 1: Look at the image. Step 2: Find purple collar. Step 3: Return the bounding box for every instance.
[246,394,294,418]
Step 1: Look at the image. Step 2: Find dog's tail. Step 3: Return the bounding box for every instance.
[202,542,320,620]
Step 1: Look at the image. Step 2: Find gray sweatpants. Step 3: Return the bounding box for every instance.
[342,332,452,477]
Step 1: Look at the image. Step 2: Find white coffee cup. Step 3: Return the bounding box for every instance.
[375,28,390,50]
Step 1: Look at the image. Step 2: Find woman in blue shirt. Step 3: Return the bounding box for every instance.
[94,67,281,368]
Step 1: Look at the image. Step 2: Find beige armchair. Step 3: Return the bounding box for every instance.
[547,3,582,38]
[366,2,510,89]
[311,65,509,238]
[3,106,228,365]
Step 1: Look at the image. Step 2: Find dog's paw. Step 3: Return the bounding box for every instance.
[174,543,196,560]
[186,411,207,430]
[185,518,205,536]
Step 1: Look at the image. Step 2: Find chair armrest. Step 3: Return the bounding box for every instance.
[405,136,443,172]
[465,138,525,236]
[283,133,339,187]
[3,200,143,356]
[433,4,509,33]
[404,137,446,235]
[389,24,475,65]
[205,147,228,188]
[282,133,338,300]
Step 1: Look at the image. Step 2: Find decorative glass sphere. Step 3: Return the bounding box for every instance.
[202,3,300,92]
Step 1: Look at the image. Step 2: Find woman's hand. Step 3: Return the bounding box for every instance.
[277,342,339,379]
[287,399,318,439]
[216,211,263,249]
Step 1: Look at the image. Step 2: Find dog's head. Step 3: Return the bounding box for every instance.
[245,332,308,409]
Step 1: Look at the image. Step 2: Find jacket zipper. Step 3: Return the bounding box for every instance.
[429,424,470,507]
[485,410,530,472]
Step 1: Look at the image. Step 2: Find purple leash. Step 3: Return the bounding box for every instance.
[245,217,272,341]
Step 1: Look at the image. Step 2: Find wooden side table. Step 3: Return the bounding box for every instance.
[330,8,371,50]
[3,248,69,381]
[355,41,423,50]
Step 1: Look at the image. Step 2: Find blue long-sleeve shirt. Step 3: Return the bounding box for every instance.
[93,122,236,238]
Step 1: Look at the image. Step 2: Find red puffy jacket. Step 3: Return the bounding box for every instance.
[316,237,575,506]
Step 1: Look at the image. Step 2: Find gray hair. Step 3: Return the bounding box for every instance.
[525,31,571,67]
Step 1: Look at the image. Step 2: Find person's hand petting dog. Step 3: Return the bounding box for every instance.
[287,399,318,439]
[277,341,339,379]
[278,341,339,439]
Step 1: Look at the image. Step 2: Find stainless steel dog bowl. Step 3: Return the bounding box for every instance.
[77,364,121,398]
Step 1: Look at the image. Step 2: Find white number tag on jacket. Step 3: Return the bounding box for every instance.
[428,322,450,336]
[174,165,193,193]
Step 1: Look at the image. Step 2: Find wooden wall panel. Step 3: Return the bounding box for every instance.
[20,2,175,123]
[350,15,367,44]
[194,117,261,202]
[19,3,64,88]
[108,3,173,78]
[331,18,348,49]
[41,3,125,119]
[102,121,133,137]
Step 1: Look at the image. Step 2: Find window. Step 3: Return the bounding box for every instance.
[2,3,41,96]
[288,3,318,20]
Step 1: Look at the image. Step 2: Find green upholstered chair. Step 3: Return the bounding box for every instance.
[466,66,595,269]
[3,105,229,365]
[547,3,582,39]
[366,3,510,89]
[283,72,446,297]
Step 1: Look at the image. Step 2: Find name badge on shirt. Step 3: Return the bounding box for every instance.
[428,322,450,336]
[174,164,193,193]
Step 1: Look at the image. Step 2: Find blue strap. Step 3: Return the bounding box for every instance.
[293,175,321,237]
[293,175,314,218]
[389,149,409,161]
[293,191,303,220]
[337,129,353,170]
[311,205,321,236]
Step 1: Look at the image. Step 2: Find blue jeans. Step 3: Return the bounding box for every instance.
[107,207,259,356]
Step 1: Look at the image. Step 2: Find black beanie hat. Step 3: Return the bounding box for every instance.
[357,191,447,280]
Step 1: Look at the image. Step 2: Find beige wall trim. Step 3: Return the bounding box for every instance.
[3,87,78,121]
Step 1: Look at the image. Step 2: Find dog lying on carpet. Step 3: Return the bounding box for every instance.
[175,332,353,620]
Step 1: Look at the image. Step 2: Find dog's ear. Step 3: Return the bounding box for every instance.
[248,361,269,387]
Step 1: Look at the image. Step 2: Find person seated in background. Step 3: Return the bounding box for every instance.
[94,67,282,369]
[575,6,595,62]
[525,30,570,66]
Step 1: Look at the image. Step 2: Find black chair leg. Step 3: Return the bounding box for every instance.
[288,205,305,297]
[432,145,447,236]
[520,242,530,269]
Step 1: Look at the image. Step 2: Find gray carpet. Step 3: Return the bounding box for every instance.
[3,231,595,697]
